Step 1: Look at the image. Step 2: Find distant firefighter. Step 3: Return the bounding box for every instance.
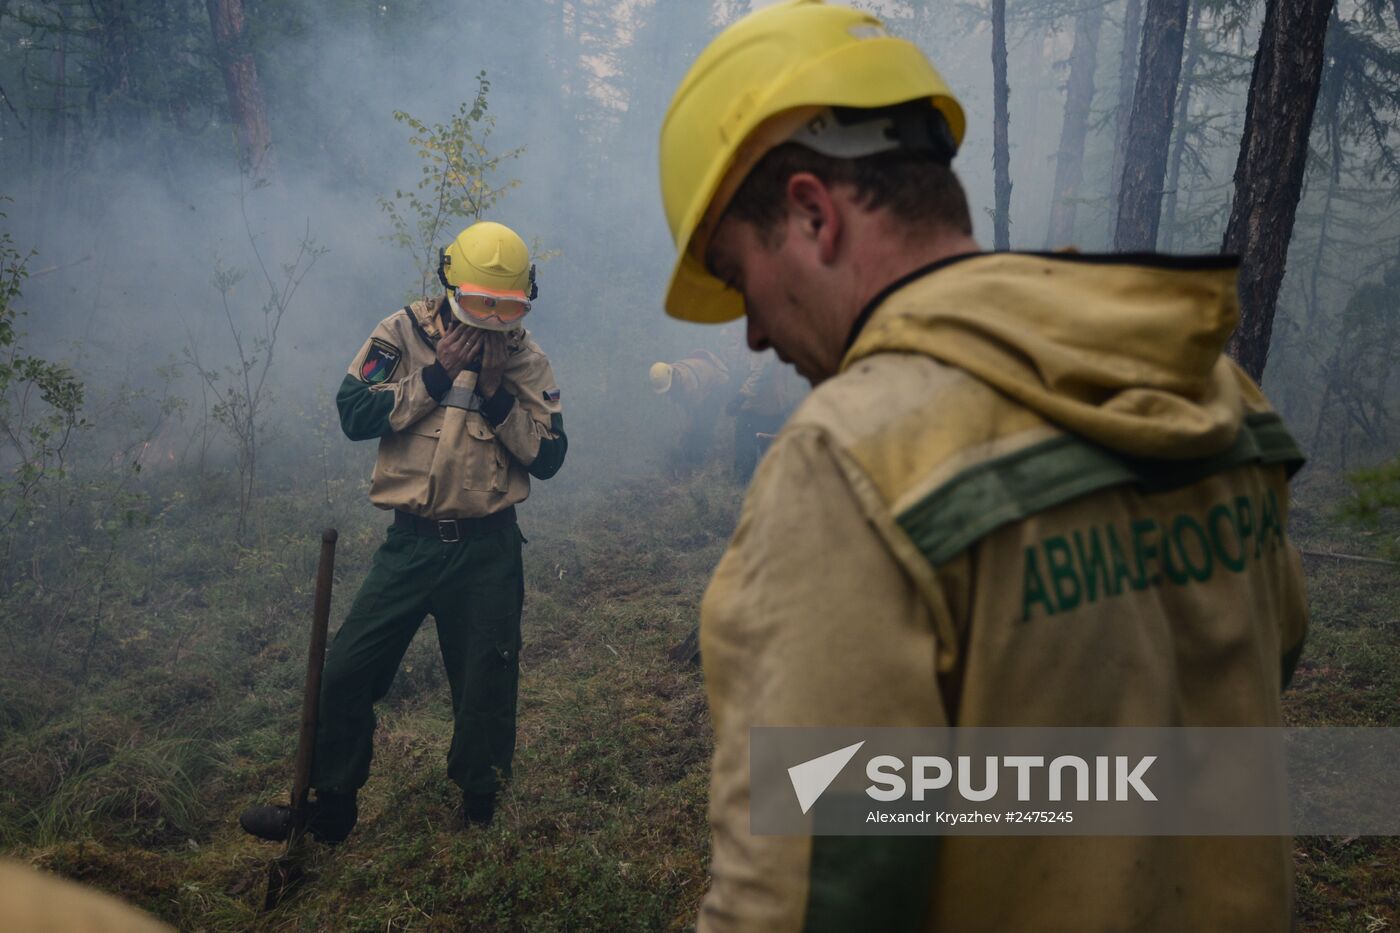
[650,350,729,470]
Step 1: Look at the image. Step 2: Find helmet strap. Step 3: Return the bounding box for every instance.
[792,103,957,164]
[878,102,958,164]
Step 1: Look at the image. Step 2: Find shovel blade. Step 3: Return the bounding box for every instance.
[262,832,309,911]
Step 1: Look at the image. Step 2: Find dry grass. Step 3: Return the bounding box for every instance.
[2,460,1396,929]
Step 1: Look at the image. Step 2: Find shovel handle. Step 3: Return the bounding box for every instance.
[290,528,337,813]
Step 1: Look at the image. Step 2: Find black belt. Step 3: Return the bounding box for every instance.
[394,507,516,543]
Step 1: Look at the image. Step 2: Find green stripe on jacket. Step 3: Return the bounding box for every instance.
[897,412,1305,568]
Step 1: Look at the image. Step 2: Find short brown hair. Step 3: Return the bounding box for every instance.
[723,143,973,245]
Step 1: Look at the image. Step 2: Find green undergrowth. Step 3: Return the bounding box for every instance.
[1,458,1396,930]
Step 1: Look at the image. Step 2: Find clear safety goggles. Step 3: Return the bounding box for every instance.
[448,288,532,332]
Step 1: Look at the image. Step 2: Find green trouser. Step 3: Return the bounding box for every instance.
[310,521,524,796]
[734,410,785,482]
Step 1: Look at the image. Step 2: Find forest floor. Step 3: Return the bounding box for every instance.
[0,461,1396,931]
[1282,474,1400,932]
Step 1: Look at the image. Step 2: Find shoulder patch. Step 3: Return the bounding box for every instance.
[543,388,561,402]
[360,338,401,384]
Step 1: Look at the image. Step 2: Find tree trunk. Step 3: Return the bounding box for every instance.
[91,0,134,145]
[35,19,67,252]
[1305,31,1344,344]
[992,0,1012,251]
[1108,0,1144,222]
[1045,4,1104,248]
[49,25,67,172]
[206,0,275,180]
[1113,0,1190,251]
[1222,0,1335,383]
[1160,3,1202,251]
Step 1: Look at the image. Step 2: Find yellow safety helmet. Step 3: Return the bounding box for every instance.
[649,362,674,394]
[659,0,965,324]
[438,221,539,332]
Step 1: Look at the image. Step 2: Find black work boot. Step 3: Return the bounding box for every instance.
[239,789,358,844]
[307,789,357,843]
[240,800,295,841]
[462,790,495,828]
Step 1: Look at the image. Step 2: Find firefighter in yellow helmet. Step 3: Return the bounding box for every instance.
[241,221,566,842]
[648,351,729,471]
[658,2,1308,930]
[649,361,674,394]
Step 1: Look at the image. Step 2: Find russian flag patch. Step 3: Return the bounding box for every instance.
[543,388,561,402]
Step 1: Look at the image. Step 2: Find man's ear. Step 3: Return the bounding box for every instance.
[785,172,841,264]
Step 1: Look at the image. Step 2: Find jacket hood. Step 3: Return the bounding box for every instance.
[842,252,1269,460]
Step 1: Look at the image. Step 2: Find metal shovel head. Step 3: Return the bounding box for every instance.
[262,827,309,911]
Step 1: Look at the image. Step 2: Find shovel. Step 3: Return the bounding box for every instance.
[263,527,337,911]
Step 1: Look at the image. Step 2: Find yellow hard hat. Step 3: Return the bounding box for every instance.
[659,0,965,324]
[438,221,539,331]
[649,362,674,394]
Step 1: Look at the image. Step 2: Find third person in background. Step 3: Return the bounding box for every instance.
[725,350,792,482]
[657,1,1309,931]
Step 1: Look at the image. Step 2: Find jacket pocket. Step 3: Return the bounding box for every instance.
[369,420,441,511]
[462,417,508,492]
[383,411,445,475]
